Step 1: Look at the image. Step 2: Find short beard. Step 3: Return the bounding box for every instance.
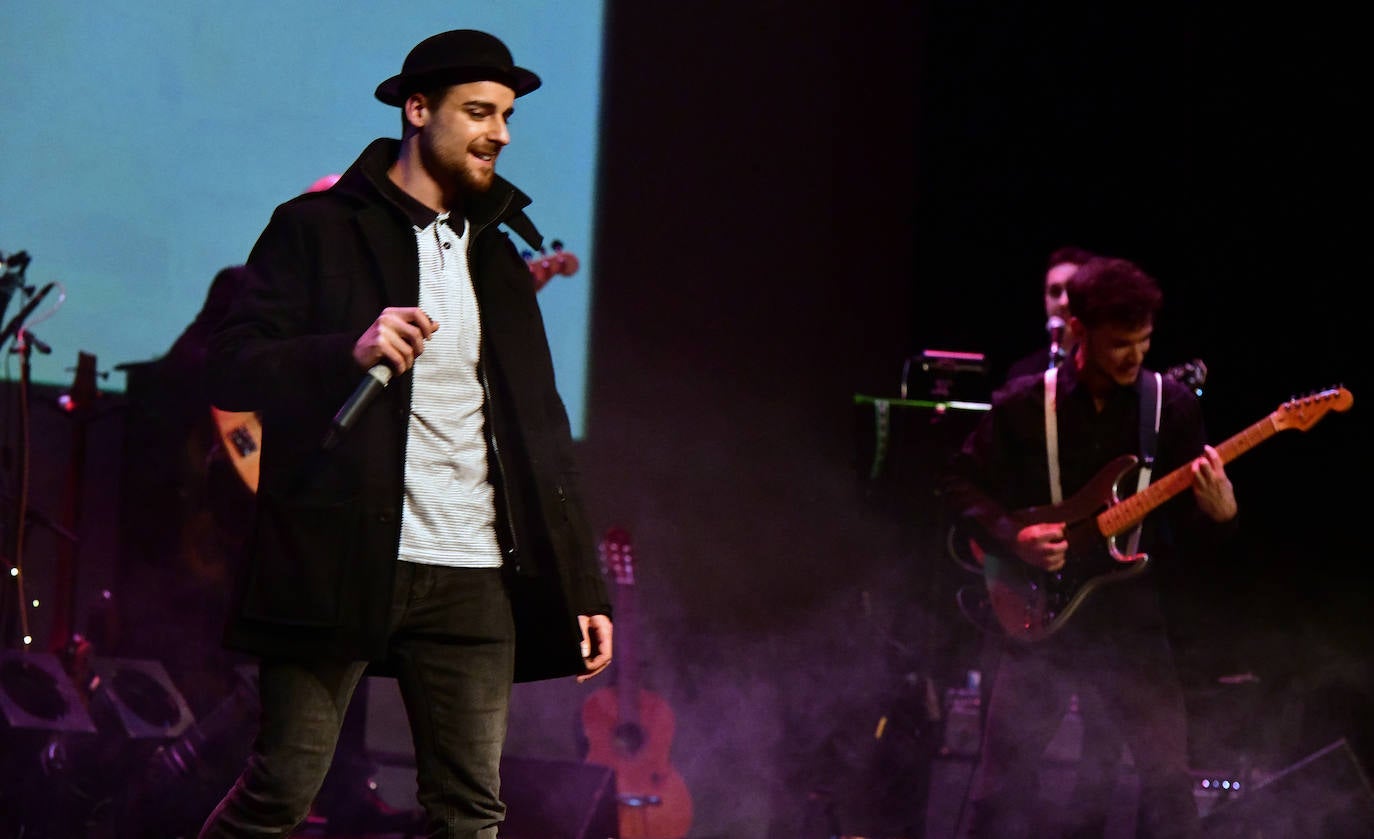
[457,163,495,194]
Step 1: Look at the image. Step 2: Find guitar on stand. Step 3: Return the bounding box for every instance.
[580,526,693,839]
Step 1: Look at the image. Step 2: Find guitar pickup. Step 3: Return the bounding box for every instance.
[228,426,259,456]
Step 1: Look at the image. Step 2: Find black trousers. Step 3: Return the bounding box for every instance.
[966,626,1201,839]
[199,564,515,839]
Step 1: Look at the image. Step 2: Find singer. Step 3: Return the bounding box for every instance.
[1004,245,1096,382]
[200,29,613,838]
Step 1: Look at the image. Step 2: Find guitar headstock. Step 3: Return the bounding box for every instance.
[598,526,635,587]
[1165,358,1208,397]
[1273,386,1354,432]
[524,239,580,292]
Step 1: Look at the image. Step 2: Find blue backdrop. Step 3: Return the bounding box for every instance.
[0,2,604,436]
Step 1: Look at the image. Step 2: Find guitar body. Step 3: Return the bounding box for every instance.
[581,686,693,838]
[983,454,1150,643]
[209,406,261,494]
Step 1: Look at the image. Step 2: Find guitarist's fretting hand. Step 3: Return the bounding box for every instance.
[1190,444,1237,522]
[1016,522,1069,572]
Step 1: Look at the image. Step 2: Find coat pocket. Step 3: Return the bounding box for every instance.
[240,494,360,627]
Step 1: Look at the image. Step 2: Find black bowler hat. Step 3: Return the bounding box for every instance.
[374,29,541,106]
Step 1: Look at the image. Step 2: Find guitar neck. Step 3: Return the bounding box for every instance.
[1097,410,1279,537]
[615,582,640,725]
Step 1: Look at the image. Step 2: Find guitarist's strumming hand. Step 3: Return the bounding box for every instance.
[1190,444,1238,522]
[1016,522,1069,572]
[576,613,614,684]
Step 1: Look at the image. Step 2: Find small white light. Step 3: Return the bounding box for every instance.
[1201,779,1211,788]
[31,599,39,607]
[22,635,32,645]
[8,567,17,577]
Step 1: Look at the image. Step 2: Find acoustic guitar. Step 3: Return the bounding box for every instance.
[209,244,579,494]
[580,527,693,839]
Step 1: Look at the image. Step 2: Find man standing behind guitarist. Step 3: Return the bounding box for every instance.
[942,256,1238,838]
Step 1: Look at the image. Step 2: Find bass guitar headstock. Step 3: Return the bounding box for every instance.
[525,239,580,292]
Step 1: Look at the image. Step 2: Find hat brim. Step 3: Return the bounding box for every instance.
[374,65,541,106]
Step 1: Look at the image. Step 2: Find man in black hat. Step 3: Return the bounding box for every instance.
[198,29,613,838]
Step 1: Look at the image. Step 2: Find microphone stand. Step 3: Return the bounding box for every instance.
[2,331,39,649]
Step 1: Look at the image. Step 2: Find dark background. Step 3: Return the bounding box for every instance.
[569,2,1370,835]
[3,2,1368,837]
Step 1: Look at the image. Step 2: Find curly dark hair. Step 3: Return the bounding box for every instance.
[1066,256,1162,329]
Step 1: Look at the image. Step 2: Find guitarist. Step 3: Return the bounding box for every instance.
[942,256,1237,839]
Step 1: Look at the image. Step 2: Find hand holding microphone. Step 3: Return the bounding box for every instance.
[323,307,438,449]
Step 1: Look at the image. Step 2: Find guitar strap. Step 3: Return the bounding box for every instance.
[1044,366,1063,504]
[1127,370,1163,555]
[1044,367,1161,553]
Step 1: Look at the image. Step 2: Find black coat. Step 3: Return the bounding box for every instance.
[207,139,610,682]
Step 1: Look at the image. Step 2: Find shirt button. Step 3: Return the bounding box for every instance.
[443,242,452,249]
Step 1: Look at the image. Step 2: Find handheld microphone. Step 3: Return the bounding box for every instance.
[322,363,393,450]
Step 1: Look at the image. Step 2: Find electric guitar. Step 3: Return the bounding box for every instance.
[580,527,693,839]
[209,247,575,494]
[948,359,1209,575]
[973,386,1352,643]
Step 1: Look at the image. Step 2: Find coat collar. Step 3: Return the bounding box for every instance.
[334,138,542,251]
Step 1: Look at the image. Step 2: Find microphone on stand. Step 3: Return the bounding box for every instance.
[1046,315,1067,369]
[1,281,55,349]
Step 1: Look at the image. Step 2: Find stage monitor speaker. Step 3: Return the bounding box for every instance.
[89,657,195,741]
[0,650,97,829]
[102,663,260,838]
[498,756,618,839]
[1200,738,1374,838]
[0,650,97,736]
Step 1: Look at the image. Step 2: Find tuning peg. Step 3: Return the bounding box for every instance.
[528,258,552,287]
[548,240,579,276]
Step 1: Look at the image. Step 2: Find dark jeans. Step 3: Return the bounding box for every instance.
[966,628,1201,839]
[199,563,515,839]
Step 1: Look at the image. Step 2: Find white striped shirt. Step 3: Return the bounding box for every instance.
[397,213,502,568]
